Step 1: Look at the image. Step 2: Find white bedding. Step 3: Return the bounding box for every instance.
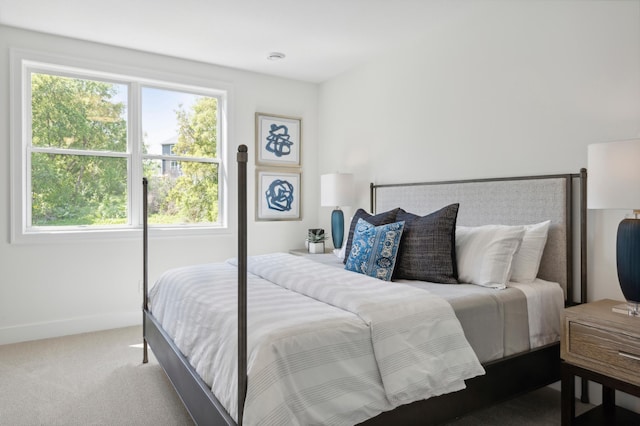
[507,279,564,348]
[149,253,484,425]
[316,252,564,358]
[400,279,563,349]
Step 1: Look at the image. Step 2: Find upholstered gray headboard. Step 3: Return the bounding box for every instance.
[371,171,587,302]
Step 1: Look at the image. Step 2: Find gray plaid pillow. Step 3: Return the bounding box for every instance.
[394,204,459,284]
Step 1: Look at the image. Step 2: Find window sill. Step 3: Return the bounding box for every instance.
[11,225,231,245]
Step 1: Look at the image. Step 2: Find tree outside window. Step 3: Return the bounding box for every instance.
[28,71,222,229]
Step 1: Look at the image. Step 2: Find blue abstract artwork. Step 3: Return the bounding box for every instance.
[265,124,293,158]
[256,113,301,166]
[265,179,294,212]
[257,170,301,220]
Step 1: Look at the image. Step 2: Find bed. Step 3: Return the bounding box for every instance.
[142,144,588,425]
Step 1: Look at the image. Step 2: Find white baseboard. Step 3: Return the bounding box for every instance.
[0,311,141,345]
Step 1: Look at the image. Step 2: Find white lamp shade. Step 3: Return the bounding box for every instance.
[321,173,354,207]
[587,139,640,210]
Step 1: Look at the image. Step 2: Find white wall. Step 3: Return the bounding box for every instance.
[0,25,319,345]
[319,0,640,301]
[318,0,640,412]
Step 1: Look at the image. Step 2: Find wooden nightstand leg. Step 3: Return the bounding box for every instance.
[561,363,576,425]
[580,377,589,403]
[602,385,615,415]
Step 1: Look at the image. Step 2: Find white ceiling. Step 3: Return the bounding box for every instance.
[0,0,464,83]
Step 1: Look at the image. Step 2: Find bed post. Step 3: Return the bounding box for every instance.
[370,183,375,213]
[580,168,587,304]
[565,174,574,305]
[142,177,149,364]
[579,167,590,404]
[237,145,248,425]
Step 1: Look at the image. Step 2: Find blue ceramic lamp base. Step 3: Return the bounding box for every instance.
[331,208,344,250]
[617,217,640,316]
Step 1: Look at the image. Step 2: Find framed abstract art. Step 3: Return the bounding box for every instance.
[256,169,301,221]
[255,113,301,167]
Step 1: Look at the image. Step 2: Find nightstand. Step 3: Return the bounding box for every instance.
[289,248,333,256]
[289,248,343,266]
[561,299,640,425]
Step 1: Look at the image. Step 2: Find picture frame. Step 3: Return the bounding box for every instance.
[256,169,301,221]
[255,112,301,167]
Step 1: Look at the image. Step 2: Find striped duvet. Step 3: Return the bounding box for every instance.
[149,253,484,425]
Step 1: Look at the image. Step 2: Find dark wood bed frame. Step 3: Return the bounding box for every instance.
[142,145,588,425]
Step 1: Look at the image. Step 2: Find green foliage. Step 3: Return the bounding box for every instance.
[307,229,326,243]
[155,96,219,223]
[174,97,217,158]
[30,74,128,226]
[30,73,219,227]
[164,163,219,222]
[31,153,128,225]
[31,74,126,151]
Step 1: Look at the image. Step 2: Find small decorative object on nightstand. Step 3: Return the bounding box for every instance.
[561,299,640,425]
[306,228,326,254]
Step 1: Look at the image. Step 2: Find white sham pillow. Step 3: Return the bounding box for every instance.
[456,225,525,289]
[510,220,551,283]
[335,240,347,259]
[335,216,354,260]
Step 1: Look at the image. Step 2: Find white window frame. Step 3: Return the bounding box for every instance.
[10,49,231,244]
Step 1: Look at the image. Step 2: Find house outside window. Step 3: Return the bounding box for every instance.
[161,139,181,177]
[10,49,229,242]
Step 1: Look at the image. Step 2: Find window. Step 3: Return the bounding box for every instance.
[10,50,229,242]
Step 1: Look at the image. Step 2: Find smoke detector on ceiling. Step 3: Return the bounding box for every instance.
[267,52,286,61]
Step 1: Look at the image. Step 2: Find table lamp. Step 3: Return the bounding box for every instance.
[588,139,640,316]
[321,173,354,249]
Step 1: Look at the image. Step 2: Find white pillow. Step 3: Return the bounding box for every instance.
[335,238,347,259]
[335,216,353,260]
[456,225,525,289]
[510,220,550,283]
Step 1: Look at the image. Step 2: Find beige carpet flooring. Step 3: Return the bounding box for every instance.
[0,326,192,426]
[0,326,580,425]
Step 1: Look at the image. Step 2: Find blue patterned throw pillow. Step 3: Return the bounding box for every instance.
[345,218,405,281]
[343,207,402,264]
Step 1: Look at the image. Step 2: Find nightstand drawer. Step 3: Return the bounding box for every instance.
[567,321,640,385]
[562,300,640,425]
